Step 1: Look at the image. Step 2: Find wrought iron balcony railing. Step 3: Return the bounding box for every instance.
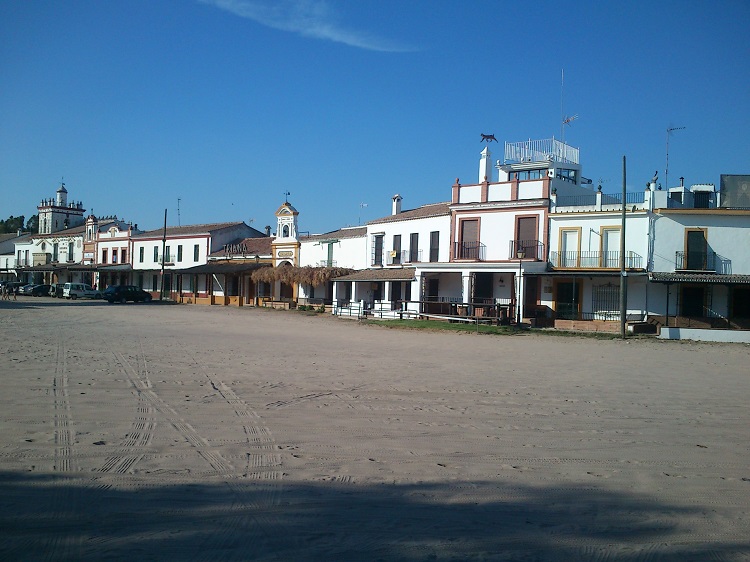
[509,240,545,261]
[453,241,486,261]
[549,251,643,269]
[675,251,715,271]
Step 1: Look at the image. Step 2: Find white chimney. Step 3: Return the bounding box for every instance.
[391,194,402,215]
[479,146,492,182]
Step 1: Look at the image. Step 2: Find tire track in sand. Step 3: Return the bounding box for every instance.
[178,344,286,556]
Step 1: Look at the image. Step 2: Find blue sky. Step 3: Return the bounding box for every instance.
[2,0,748,234]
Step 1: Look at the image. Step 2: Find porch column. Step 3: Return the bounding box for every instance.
[332,281,339,309]
[412,272,422,314]
[383,281,391,308]
[462,272,472,312]
[517,273,525,324]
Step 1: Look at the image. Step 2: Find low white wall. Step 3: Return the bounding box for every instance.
[658,327,750,343]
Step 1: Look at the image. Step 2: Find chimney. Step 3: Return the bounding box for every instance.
[679,177,685,187]
[392,194,402,215]
[479,146,492,183]
[265,225,272,237]
[16,228,22,237]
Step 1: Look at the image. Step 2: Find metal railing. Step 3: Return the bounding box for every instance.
[453,241,486,261]
[508,240,545,261]
[601,191,646,204]
[504,138,579,165]
[675,251,716,271]
[555,194,597,207]
[549,251,643,269]
[386,249,423,265]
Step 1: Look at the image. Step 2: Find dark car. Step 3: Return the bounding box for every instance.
[50,283,65,298]
[103,285,153,304]
[32,284,52,296]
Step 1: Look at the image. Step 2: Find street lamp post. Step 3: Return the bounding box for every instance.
[516,248,526,325]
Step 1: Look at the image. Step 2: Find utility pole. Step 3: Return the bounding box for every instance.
[620,156,627,339]
[160,209,167,301]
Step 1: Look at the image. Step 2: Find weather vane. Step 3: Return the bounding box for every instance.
[480,133,498,143]
[283,190,290,203]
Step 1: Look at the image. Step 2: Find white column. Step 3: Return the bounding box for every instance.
[462,272,472,306]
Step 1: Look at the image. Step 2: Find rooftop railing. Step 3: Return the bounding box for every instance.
[504,138,579,165]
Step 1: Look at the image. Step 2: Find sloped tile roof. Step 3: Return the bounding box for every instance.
[368,202,450,225]
[302,227,367,242]
[649,272,750,284]
[209,236,274,257]
[136,222,249,237]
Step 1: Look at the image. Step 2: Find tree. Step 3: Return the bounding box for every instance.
[25,214,38,232]
[0,215,25,234]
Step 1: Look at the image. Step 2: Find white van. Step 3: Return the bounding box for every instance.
[63,283,102,300]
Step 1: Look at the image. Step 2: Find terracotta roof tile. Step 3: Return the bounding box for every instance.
[368,202,450,225]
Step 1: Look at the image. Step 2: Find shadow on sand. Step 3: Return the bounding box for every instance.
[0,471,747,561]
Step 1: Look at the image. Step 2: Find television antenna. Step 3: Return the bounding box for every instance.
[665,126,685,191]
[359,202,368,226]
[177,198,181,226]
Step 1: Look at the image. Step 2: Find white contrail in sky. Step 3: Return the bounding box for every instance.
[201,0,416,52]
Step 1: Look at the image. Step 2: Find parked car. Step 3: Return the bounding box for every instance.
[103,285,153,304]
[19,284,38,295]
[50,283,65,298]
[31,284,52,296]
[63,282,102,300]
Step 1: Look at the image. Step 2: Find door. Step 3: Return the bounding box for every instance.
[459,219,479,259]
[556,280,580,319]
[602,228,620,268]
[686,230,707,270]
[516,216,538,258]
[560,230,579,268]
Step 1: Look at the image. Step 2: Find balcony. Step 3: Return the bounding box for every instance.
[508,240,545,261]
[453,241,486,261]
[386,250,422,265]
[549,251,643,269]
[675,251,716,272]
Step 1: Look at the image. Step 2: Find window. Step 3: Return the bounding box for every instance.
[177,245,183,262]
[555,168,577,183]
[429,231,439,262]
[458,219,479,259]
[392,235,401,264]
[112,249,118,264]
[139,247,144,263]
[510,169,545,181]
[372,234,384,266]
[68,242,74,262]
[121,249,127,263]
[409,233,419,263]
[194,244,199,261]
[153,246,158,261]
[102,249,108,264]
[165,246,171,262]
[53,244,59,262]
[694,191,710,208]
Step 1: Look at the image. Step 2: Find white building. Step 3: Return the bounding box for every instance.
[131,221,265,298]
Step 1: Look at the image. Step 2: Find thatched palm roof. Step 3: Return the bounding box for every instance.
[250,265,354,285]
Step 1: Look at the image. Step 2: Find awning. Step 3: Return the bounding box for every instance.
[333,268,416,282]
[96,264,132,272]
[649,272,750,284]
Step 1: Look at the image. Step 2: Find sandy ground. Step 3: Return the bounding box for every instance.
[0,297,749,561]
